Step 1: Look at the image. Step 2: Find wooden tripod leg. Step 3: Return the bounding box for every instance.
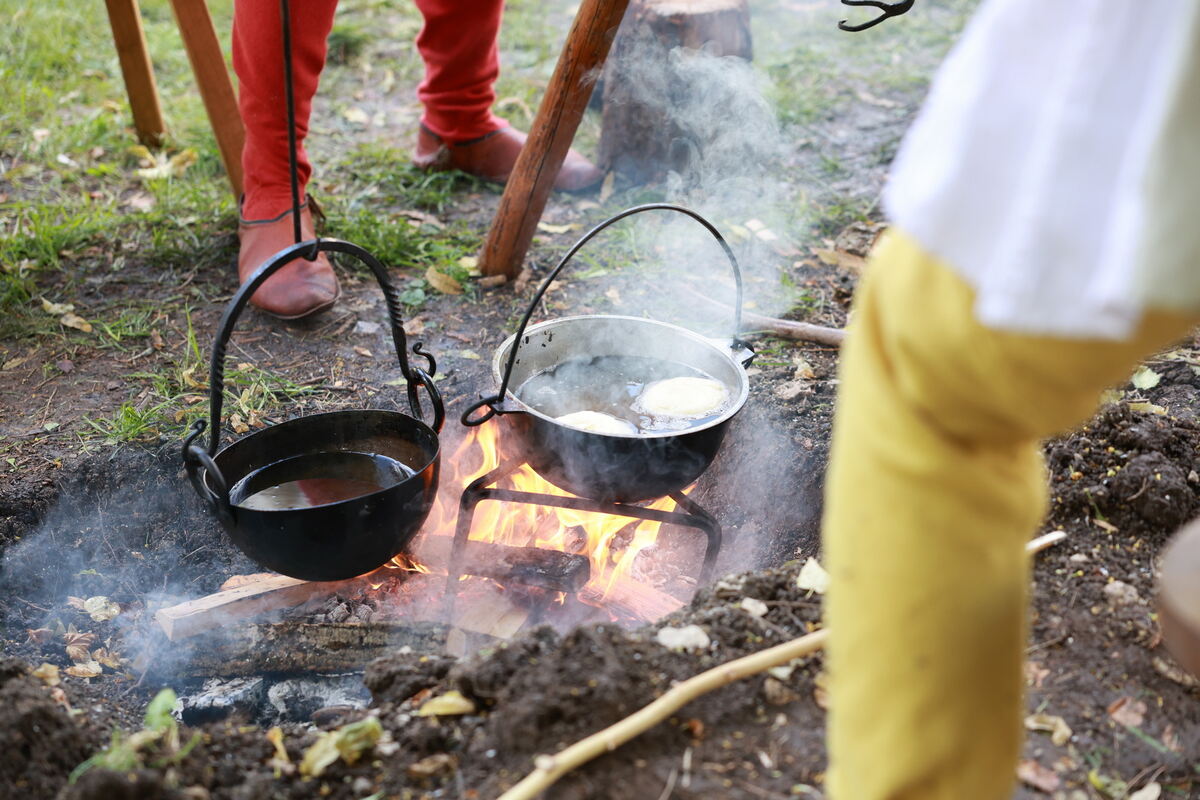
[479,0,631,279]
[169,0,245,198]
[105,0,167,147]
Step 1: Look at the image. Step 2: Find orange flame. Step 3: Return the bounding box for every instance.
[408,422,683,606]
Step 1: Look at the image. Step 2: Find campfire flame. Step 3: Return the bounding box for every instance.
[398,423,684,608]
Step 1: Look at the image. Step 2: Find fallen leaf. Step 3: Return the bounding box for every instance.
[83,596,120,622]
[407,752,457,780]
[536,221,580,234]
[1093,518,1119,534]
[125,191,156,212]
[27,628,53,645]
[458,255,479,274]
[1131,366,1162,390]
[64,630,97,662]
[425,266,463,295]
[417,690,476,717]
[1107,696,1147,727]
[1162,724,1182,753]
[56,359,75,373]
[60,312,93,333]
[1016,759,1060,793]
[300,716,382,777]
[229,413,249,434]
[353,346,373,358]
[135,148,198,180]
[854,89,903,108]
[93,648,125,669]
[41,297,75,316]
[1024,712,1072,746]
[342,107,369,125]
[456,349,481,360]
[1089,769,1129,798]
[66,597,87,611]
[1130,782,1162,800]
[33,128,50,142]
[796,558,830,594]
[149,329,164,350]
[3,356,28,370]
[65,660,102,679]
[1023,661,1050,689]
[598,171,615,204]
[1127,401,1167,415]
[31,663,61,686]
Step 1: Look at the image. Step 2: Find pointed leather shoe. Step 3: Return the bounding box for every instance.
[238,200,340,320]
[413,125,604,192]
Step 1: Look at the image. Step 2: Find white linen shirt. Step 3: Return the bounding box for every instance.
[884,0,1200,339]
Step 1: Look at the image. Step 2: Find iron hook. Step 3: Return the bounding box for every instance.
[838,0,914,32]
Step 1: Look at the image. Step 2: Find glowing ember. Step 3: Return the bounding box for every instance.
[400,423,688,610]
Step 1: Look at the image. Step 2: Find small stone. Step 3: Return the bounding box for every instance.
[354,320,381,335]
[1103,580,1139,606]
[1068,553,1089,563]
[773,381,808,401]
[656,625,710,652]
[762,677,800,706]
[740,598,769,617]
[328,603,351,623]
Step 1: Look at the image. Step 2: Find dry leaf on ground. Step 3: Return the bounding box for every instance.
[425,266,463,295]
[1024,712,1072,746]
[417,690,476,717]
[1107,696,1147,727]
[1016,759,1060,793]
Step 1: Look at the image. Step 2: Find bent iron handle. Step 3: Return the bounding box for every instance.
[185,238,444,479]
[462,203,748,426]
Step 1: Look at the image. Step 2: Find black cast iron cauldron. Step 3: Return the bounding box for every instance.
[462,203,754,503]
[182,239,445,582]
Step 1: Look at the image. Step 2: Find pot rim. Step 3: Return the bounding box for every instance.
[204,409,440,512]
[491,314,750,440]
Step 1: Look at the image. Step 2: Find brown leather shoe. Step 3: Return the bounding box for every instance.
[238,198,340,320]
[413,125,604,192]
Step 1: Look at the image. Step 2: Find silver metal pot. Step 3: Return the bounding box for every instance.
[462,203,754,503]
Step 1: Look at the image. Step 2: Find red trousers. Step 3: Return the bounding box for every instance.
[233,0,506,219]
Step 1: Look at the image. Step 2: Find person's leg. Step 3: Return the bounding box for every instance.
[823,230,1196,800]
[410,0,603,191]
[233,0,338,219]
[231,0,340,318]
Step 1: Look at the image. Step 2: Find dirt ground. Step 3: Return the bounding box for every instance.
[3,0,1199,798]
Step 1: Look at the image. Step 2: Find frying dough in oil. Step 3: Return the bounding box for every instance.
[635,376,729,418]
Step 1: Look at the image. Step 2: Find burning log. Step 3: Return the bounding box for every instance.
[411,536,591,593]
[598,0,753,182]
[155,539,589,640]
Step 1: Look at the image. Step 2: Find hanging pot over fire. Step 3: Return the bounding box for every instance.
[462,203,754,503]
[182,240,445,582]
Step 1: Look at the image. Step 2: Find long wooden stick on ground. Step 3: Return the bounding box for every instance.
[497,530,1068,800]
[681,286,846,346]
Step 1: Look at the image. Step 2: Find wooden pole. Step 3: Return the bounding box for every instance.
[168,0,245,197]
[104,0,167,147]
[479,0,631,278]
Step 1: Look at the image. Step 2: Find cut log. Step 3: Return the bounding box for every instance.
[681,286,846,347]
[598,0,752,182]
[410,536,592,593]
[155,539,589,640]
[151,621,449,679]
[580,580,684,621]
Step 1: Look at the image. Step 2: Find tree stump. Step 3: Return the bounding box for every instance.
[598,0,753,183]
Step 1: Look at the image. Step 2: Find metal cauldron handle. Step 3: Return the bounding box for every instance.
[462,202,748,426]
[183,238,445,506]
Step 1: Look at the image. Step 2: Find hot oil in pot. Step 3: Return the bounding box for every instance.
[230,451,415,510]
[516,354,732,433]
